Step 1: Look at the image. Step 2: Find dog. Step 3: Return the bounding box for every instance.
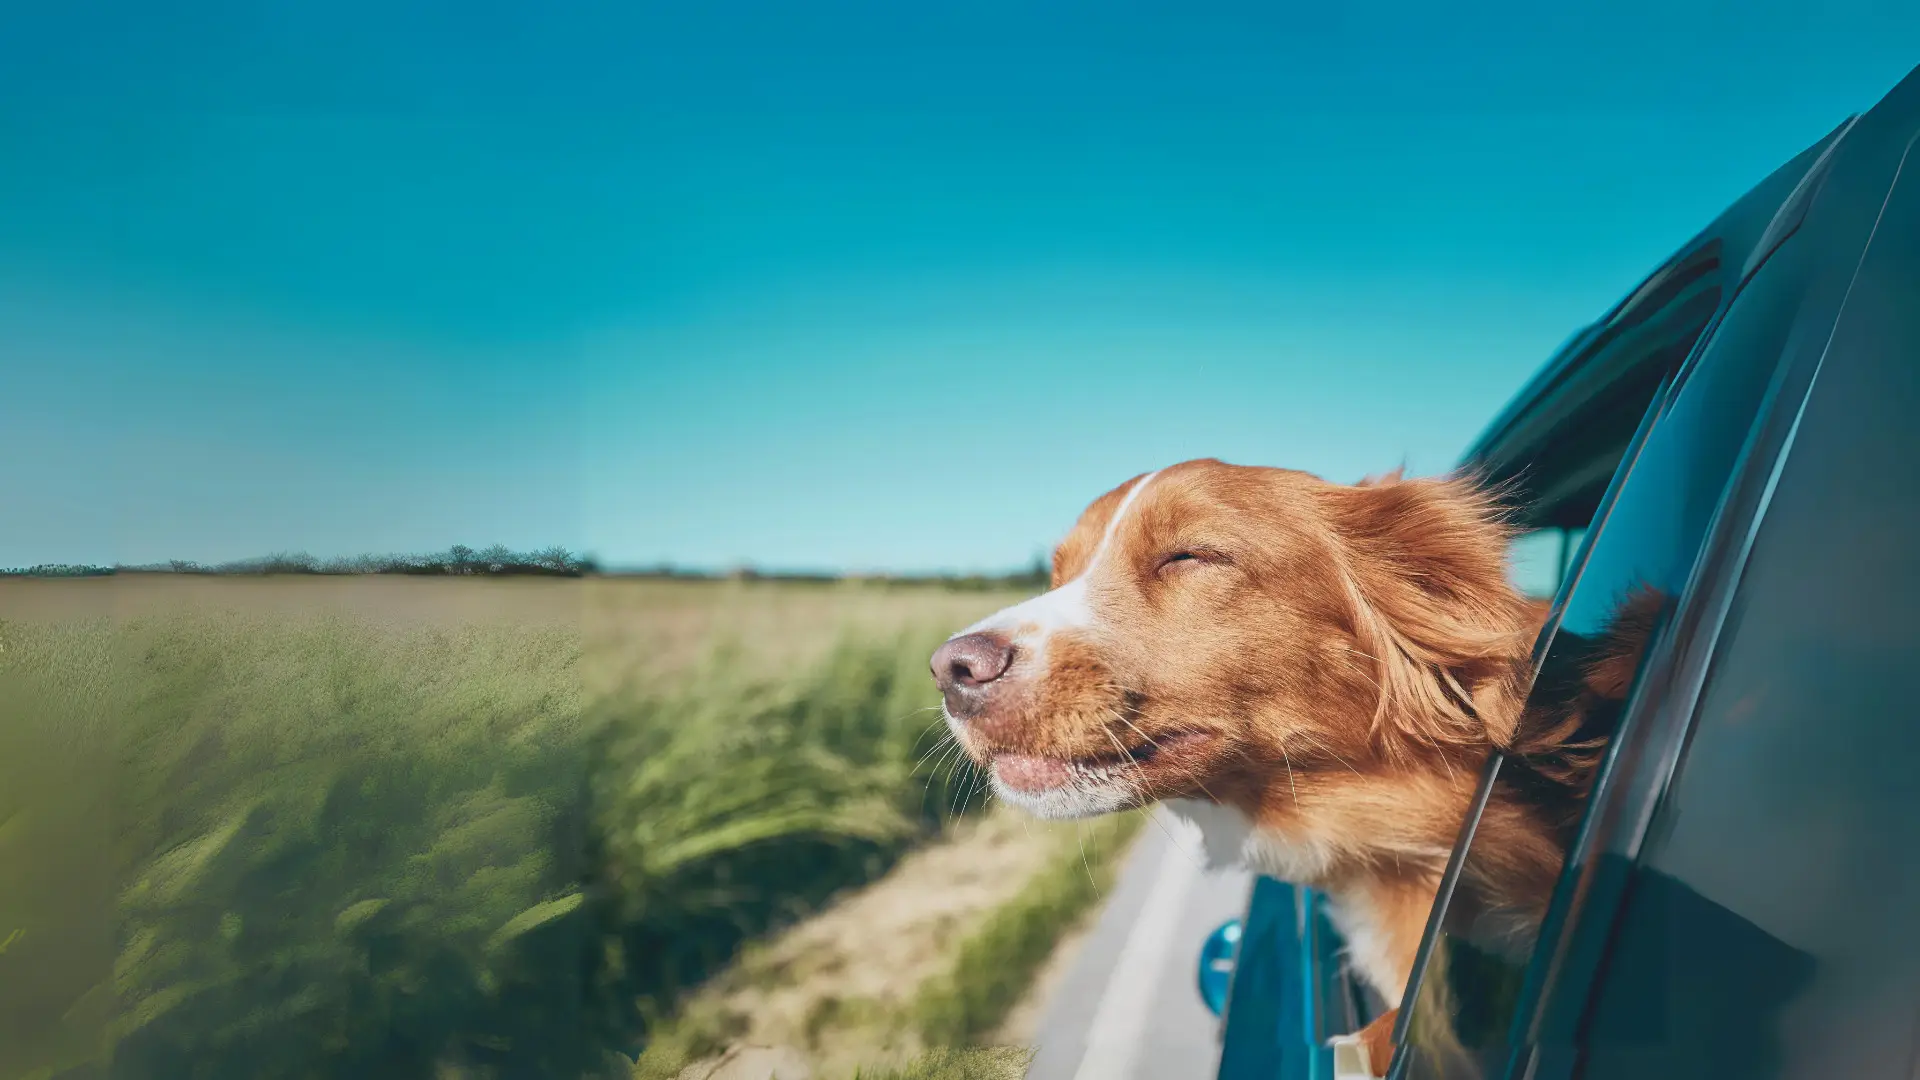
[930,459,1637,1074]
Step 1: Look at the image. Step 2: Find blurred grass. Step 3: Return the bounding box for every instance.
[0,580,1022,1080]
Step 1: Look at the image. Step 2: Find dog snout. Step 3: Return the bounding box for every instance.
[931,632,1015,717]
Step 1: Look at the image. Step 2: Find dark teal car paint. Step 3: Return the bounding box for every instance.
[1202,61,1920,1080]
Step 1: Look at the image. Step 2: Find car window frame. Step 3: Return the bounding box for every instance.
[1460,113,1858,536]
[1385,112,1874,1079]
[1518,119,1920,1080]
[1568,119,1920,1079]
[1501,261,1824,1073]
[1386,355,1676,1056]
[1209,99,1877,1080]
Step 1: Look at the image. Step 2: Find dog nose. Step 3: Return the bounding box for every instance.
[931,633,1015,704]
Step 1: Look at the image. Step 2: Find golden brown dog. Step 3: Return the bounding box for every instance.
[930,459,1635,1073]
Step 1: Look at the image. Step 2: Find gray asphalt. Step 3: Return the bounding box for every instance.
[1025,808,1254,1080]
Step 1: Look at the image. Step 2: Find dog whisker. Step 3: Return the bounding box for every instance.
[1100,728,1148,802]
[1111,712,1161,752]
[1291,728,1365,778]
[951,757,975,819]
[934,740,966,788]
[1145,805,1207,872]
[1077,821,1096,890]
[912,729,958,775]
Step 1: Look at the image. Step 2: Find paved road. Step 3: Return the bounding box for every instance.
[1026,807,1254,1080]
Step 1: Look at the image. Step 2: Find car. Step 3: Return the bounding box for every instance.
[1196,59,1920,1080]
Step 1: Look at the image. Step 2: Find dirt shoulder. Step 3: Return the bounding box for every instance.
[650,809,1142,1079]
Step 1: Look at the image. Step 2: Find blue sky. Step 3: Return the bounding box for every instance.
[2,3,1915,572]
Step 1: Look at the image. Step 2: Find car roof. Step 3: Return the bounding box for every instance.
[1456,116,1856,531]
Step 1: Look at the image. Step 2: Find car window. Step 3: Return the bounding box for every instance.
[1575,133,1920,1080]
[1505,528,1585,600]
[1391,228,1826,1077]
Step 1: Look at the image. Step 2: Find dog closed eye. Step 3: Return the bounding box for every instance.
[1156,550,1224,574]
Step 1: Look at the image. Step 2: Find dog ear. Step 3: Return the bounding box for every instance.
[1319,473,1536,760]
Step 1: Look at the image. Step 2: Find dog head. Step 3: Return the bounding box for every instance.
[931,458,1537,834]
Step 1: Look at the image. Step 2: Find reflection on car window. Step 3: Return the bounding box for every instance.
[1579,140,1920,1080]
[1395,237,1827,1077]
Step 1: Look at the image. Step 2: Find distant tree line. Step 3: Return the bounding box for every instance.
[3,550,1055,590]
[1,545,596,578]
[620,555,1051,591]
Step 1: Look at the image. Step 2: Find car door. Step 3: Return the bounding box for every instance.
[1211,139,1786,1080]
[1388,62,1920,1080]
[1535,72,1920,1080]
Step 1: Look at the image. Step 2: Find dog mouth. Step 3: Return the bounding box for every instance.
[990,730,1214,795]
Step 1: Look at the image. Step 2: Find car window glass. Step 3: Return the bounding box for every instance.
[1394,236,1827,1078]
[1482,244,1723,532]
[1505,527,1588,600]
[1504,530,1564,599]
[1577,137,1920,1080]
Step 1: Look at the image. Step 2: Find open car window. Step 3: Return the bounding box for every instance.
[1391,166,1862,1077]
[1504,527,1585,600]
[1388,238,1755,1077]
[1575,140,1920,1080]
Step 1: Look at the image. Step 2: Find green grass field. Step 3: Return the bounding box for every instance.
[0,576,1048,1080]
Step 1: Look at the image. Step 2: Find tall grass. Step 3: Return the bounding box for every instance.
[0,590,1000,1080]
[591,628,990,1032]
[2,613,607,1080]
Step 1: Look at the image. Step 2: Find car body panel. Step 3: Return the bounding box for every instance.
[1507,65,1920,1080]
[1574,110,1920,1080]
[1211,60,1920,1080]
